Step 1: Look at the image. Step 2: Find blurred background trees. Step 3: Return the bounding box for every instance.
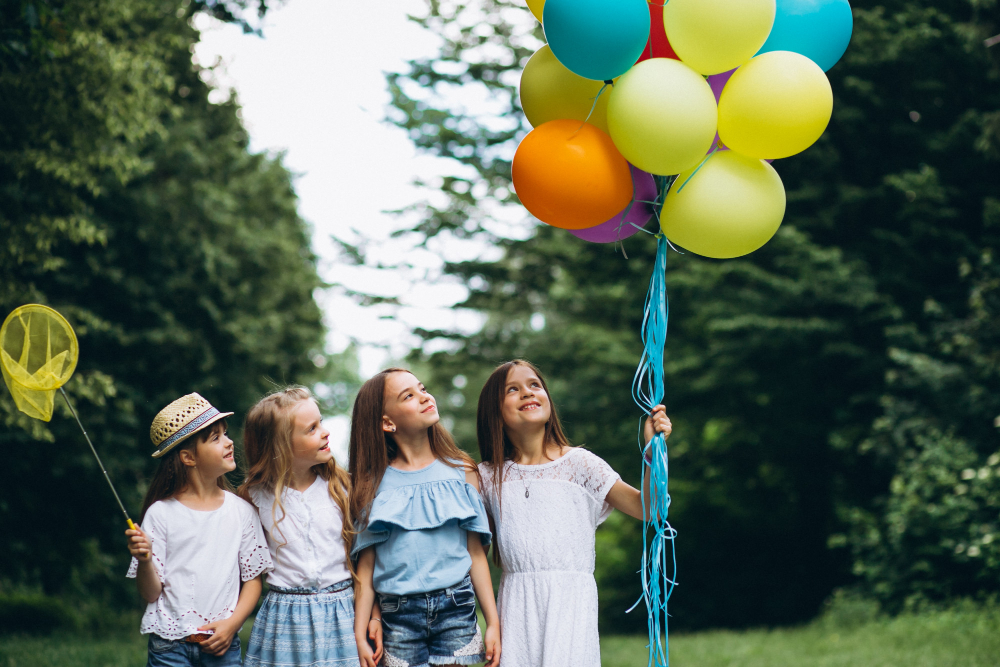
[376,0,1000,631]
[0,0,356,630]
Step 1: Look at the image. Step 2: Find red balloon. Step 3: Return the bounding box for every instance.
[636,1,678,63]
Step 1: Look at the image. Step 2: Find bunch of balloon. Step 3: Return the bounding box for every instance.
[513,0,852,258]
[510,0,852,664]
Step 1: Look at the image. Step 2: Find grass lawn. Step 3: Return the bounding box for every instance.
[603,604,1000,667]
[3,604,999,666]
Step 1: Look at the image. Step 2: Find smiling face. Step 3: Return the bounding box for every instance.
[382,371,439,434]
[189,421,236,476]
[290,399,332,468]
[502,363,552,430]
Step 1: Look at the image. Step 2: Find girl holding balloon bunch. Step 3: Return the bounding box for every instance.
[476,360,671,667]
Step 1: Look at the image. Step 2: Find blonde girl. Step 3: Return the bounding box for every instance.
[476,360,670,667]
[350,368,501,667]
[125,393,273,667]
[239,386,381,666]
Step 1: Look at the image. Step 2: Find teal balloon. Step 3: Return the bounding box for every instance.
[756,0,853,71]
[543,0,650,81]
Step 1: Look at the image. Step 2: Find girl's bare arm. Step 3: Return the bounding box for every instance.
[605,406,671,520]
[354,547,381,667]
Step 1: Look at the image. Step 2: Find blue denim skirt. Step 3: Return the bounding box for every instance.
[378,573,485,667]
[245,579,357,667]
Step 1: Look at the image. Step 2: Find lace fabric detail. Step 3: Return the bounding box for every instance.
[126,550,164,580]
[241,543,272,582]
[481,447,619,510]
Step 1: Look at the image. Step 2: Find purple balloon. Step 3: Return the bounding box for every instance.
[708,68,735,103]
[571,165,657,243]
[707,69,736,153]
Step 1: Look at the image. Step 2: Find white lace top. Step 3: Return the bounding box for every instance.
[248,475,351,590]
[478,447,621,667]
[127,492,273,639]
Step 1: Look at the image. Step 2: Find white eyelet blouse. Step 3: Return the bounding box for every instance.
[126,491,273,639]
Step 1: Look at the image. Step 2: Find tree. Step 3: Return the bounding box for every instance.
[0,0,356,622]
[371,0,1000,630]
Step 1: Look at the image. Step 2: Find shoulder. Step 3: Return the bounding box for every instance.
[226,491,259,518]
[562,447,620,492]
[142,499,172,524]
[243,484,272,509]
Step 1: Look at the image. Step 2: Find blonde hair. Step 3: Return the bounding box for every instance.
[238,386,354,579]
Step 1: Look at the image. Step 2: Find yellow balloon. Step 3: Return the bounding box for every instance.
[527,0,544,22]
[664,0,775,75]
[718,51,833,159]
[0,304,79,422]
[607,58,718,176]
[520,45,612,134]
[660,151,786,258]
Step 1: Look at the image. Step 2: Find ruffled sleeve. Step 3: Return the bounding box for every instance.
[351,479,492,557]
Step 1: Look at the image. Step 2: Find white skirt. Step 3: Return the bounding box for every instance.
[497,570,602,667]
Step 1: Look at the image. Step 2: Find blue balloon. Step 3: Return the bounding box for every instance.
[756,0,853,71]
[543,0,650,82]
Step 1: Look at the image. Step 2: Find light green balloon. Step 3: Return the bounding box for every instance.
[520,45,612,134]
[607,58,718,176]
[661,151,786,258]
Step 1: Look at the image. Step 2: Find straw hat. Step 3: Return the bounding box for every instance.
[150,393,233,458]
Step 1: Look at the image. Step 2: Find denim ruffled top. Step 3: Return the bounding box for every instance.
[351,458,491,596]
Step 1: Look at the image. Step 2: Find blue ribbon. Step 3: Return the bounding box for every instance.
[631,233,677,667]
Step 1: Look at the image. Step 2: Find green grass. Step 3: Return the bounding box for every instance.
[602,604,1000,667]
[3,604,1000,666]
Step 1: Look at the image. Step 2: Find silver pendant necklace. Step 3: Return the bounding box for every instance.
[518,468,531,498]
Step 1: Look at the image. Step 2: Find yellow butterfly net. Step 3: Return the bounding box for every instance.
[1,304,79,421]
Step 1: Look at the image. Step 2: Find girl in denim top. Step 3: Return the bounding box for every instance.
[350,368,501,667]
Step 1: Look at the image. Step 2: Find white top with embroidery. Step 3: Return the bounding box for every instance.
[247,474,351,590]
[126,491,272,639]
[478,447,621,667]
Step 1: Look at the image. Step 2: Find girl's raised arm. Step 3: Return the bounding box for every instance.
[605,405,671,520]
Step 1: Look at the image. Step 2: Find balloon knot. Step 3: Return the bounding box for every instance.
[603,79,614,86]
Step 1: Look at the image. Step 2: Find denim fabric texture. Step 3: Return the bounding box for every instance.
[146,634,242,667]
[379,573,485,667]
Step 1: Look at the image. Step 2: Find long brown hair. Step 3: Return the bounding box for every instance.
[140,421,234,522]
[477,359,572,514]
[238,387,354,576]
[349,368,476,529]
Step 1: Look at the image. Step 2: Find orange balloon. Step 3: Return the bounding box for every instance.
[512,119,633,229]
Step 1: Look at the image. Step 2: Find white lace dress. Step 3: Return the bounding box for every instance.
[478,448,621,667]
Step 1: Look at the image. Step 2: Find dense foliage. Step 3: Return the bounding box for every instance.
[374,0,1000,630]
[0,0,354,625]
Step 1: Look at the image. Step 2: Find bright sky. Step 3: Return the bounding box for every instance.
[194,0,492,376]
[193,0,522,455]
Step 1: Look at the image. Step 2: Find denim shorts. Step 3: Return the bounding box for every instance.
[379,573,485,667]
[147,633,242,667]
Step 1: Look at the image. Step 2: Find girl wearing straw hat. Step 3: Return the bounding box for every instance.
[238,387,377,667]
[126,393,273,667]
